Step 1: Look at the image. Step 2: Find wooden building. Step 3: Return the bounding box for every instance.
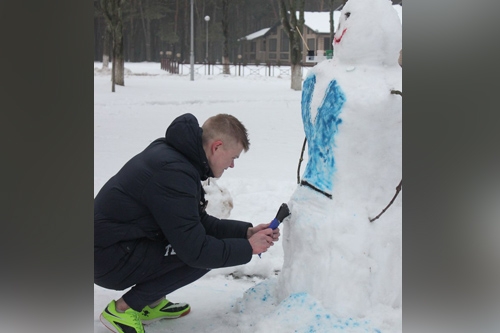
[238,11,338,66]
[238,2,402,66]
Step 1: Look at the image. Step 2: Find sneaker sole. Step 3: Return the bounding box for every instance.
[99,314,121,333]
[141,308,191,325]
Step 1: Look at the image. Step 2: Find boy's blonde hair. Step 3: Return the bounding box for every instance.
[202,114,250,152]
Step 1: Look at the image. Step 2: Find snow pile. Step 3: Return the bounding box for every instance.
[203,178,234,219]
[235,277,387,333]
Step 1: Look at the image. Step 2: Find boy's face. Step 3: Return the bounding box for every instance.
[207,140,243,178]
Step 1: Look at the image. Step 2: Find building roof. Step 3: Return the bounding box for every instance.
[244,27,271,41]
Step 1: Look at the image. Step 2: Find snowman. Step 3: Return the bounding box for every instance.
[276,0,402,320]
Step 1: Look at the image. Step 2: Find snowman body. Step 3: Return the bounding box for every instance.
[277,0,402,318]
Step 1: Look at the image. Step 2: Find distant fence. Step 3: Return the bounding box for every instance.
[160,59,297,78]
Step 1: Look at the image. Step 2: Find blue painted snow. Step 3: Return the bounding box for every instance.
[237,280,383,333]
[301,74,346,195]
[277,292,381,333]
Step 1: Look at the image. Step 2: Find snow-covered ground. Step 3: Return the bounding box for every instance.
[94,61,401,332]
[95,61,304,332]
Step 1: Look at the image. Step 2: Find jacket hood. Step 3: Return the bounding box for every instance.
[165,113,213,180]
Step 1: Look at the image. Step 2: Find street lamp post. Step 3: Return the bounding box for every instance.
[204,15,210,63]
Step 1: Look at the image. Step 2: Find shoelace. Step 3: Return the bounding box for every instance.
[128,310,144,332]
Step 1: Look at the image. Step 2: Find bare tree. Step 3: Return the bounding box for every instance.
[126,0,137,62]
[221,0,230,74]
[95,0,112,68]
[95,0,357,64]
[100,0,126,91]
[138,0,152,61]
[278,0,305,91]
[329,0,335,46]
[102,27,111,68]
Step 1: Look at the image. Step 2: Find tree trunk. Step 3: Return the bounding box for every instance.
[279,0,305,91]
[113,26,125,85]
[174,0,179,37]
[112,55,116,92]
[128,0,136,62]
[102,27,111,68]
[329,0,335,49]
[100,0,125,90]
[138,0,152,62]
[221,0,230,74]
[291,64,302,90]
[145,0,152,62]
[183,0,189,63]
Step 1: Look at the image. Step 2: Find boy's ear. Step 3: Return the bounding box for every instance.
[211,140,223,153]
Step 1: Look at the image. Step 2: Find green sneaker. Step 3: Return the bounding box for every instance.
[139,299,191,324]
[100,300,145,333]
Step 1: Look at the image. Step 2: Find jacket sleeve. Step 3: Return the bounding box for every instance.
[200,212,252,239]
[142,166,252,269]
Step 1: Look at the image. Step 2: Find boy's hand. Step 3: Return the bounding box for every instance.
[248,228,274,255]
[247,223,280,241]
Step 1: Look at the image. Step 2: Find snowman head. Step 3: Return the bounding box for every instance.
[333,0,402,66]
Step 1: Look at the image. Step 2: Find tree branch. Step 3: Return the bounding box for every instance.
[278,0,292,36]
[297,137,307,184]
[370,88,402,222]
[369,180,402,222]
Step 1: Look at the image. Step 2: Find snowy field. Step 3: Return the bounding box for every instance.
[94,60,401,333]
[95,62,307,332]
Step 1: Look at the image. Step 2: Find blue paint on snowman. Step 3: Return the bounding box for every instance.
[301,74,346,197]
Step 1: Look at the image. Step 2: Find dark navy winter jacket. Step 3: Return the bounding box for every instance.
[94,113,253,269]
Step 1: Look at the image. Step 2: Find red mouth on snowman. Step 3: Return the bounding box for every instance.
[334,28,347,44]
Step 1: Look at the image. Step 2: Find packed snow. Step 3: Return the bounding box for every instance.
[94,3,401,332]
